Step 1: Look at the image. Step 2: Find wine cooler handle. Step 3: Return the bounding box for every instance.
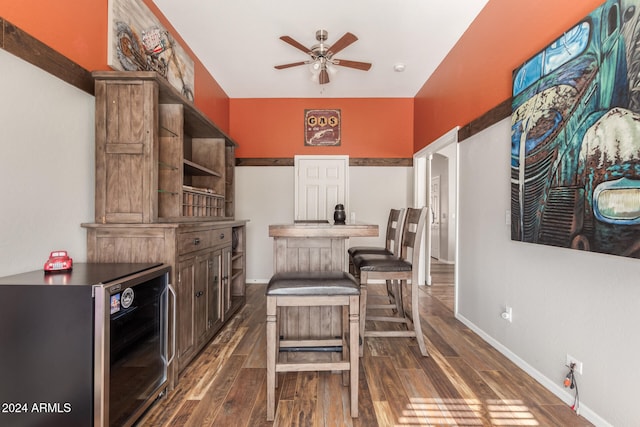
[167,283,177,366]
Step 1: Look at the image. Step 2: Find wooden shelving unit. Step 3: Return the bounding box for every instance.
[92,71,236,224]
[86,71,247,388]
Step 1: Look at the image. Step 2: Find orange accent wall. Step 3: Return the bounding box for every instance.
[230,98,414,158]
[414,0,605,150]
[1,0,610,156]
[0,0,230,132]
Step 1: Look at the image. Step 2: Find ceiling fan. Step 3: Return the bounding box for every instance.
[274,30,372,85]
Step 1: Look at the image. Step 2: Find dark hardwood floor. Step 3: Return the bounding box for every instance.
[137,262,593,426]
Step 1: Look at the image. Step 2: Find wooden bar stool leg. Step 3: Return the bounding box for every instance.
[390,279,405,318]
[349,294,359,417]
[411,280,428,356]
[266,296,277,421]
[342,304,349,386]
[358,273,368,357]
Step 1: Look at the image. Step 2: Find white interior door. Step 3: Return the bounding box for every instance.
[431,175,441,259]
[295,155,349,221]
[414,126,458,293]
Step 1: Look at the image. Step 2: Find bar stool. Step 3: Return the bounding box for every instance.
[352,207,429,357]
[348,208,405,275]
[348,208,405,314]
[265,270,360,421]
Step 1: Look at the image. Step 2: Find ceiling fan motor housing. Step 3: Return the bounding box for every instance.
[312,29,330,58]
[315,29,328,42]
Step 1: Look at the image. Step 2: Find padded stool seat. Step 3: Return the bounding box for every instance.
[266,271,360,296]
[265,271,360,421]
[348,246,393,257]
[352,253,412,272]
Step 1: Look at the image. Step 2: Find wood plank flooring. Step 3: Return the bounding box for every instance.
[137,262,593,426]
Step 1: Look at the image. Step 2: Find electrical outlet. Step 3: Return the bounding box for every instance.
[501,306,512,322]
[566,354,583,375]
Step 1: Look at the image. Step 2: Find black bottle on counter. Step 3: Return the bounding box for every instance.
[334,204,346,224]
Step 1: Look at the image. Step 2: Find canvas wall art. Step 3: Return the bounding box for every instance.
[511,0,640,258]
[108,0,195,100]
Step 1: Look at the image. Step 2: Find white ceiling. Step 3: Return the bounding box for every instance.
[153,0,489,98]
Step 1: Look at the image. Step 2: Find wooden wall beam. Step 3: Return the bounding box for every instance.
[236,158,294,166]
[458,98,512,142]
[1,18,93,95]
[235,157,412,167]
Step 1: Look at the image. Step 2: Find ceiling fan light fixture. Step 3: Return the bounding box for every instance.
[309,61,321,73]
[275,30,372,85]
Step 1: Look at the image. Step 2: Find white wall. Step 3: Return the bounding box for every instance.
[0,50,94,277]
[235,165,412,282]
[457,118,640,427]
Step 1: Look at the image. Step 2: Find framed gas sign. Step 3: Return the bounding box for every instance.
[304,109,341,146]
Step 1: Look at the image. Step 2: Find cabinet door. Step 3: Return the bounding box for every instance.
[176,256,196,371]
[207,251,222,335]
[94,79,158,224]
[221,245,232,320]
[193,252,210,342]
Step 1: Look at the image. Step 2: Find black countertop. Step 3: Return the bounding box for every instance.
[0,263,163,286]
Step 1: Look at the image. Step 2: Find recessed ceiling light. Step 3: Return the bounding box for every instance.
[393,63,406,72]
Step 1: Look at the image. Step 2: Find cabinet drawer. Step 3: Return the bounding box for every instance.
[178,230,213,254]
[212,228,232,247]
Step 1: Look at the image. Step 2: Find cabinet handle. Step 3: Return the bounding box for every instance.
[194,238,201,245]
[219,233,225,239]
[195,290,204,297]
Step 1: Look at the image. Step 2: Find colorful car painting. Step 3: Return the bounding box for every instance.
[511,0,640,258]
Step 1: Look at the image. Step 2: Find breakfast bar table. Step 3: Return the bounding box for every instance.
[268,221,378,355]
[269,221,379,273]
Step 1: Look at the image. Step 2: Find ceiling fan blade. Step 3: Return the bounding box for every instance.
[333,59,372,71]
[327,32,358,56]
[274,61,308,70]
[279,36,313,55]
[319,68,330,85]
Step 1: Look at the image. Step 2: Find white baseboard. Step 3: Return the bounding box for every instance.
[455,313,611,427]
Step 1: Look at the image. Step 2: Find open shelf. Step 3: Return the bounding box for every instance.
[184,159,221,177]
